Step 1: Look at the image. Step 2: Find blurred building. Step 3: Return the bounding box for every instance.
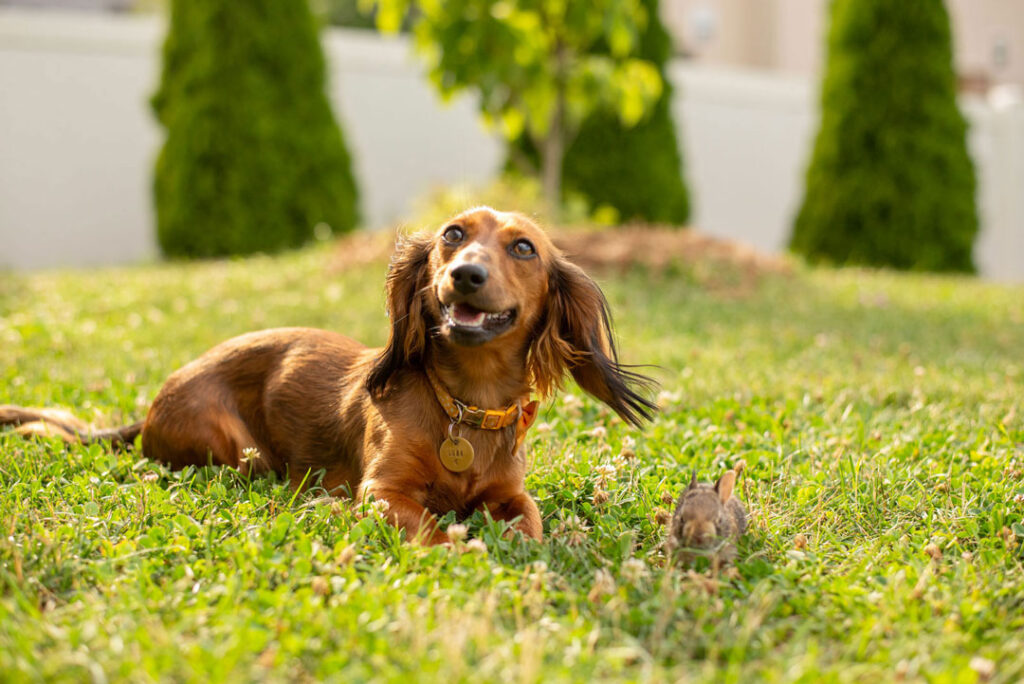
[664,0,1024,92]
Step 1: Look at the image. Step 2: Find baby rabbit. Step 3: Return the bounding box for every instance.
[666,461,747,566]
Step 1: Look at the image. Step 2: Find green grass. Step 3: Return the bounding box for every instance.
[1,242,1023,682]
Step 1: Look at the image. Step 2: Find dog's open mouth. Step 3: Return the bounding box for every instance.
[444,302,515,329]
[442,302,516,344]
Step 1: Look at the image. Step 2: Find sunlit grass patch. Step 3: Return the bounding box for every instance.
[1,243,1023,682]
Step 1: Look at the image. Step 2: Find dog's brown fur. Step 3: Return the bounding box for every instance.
[1,207,654,544]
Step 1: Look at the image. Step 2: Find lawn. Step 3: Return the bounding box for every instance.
[1,237,1022,682]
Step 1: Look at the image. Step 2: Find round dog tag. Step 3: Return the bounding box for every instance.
[439,436,475,472]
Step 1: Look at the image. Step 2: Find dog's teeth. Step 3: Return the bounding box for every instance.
[446,305,512,329]
[454,309,485,326]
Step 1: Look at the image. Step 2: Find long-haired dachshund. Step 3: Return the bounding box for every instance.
[1,207,655,544]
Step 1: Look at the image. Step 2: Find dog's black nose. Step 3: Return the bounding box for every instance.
[451,263,488,294]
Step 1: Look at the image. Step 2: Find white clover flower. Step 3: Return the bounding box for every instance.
[240,447,261,464]
[587,569,616,602]
[356,497,391,519]
[657,390,681,409]
[620,558,647,584]
[553,515,591,547]
[593,463,618,487]
[464,538,488,554]
[446,523,468,544]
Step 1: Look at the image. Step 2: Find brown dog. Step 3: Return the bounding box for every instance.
[1,207,655,544]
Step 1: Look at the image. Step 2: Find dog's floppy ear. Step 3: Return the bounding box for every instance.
[528,254,656,426]
[367,233,433,398]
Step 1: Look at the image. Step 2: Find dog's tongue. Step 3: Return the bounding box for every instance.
[453,303,486,326]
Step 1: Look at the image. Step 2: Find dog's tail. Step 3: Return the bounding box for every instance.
[0,405,143,448]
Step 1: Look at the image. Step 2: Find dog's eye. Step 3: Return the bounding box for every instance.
[442,225,465,244]
[510,239,536,259]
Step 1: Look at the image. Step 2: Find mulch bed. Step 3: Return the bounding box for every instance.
[331,224,791,295]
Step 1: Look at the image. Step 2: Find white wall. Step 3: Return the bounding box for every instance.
[1,9,1021,280]
[664,0,1024,88]
[672,63,1024,281]
[322,30,503,240]
[0,9,502,269]
[965,100,1024,281]
[0,11,163,269]
[671,64,815,255]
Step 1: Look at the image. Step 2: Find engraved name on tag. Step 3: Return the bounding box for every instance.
[439,436,475,472]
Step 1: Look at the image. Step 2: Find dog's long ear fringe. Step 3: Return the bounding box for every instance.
[367,233,433,398]
[528,256,657,426]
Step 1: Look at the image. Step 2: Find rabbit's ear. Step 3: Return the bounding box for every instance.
[687,470,698,490]
[715,470,736,503]
[732,459,746,478]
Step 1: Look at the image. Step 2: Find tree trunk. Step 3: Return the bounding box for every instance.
[540,42,568,219]
[540,111,563,218]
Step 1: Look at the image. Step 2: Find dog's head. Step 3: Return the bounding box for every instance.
[367,207,655,426]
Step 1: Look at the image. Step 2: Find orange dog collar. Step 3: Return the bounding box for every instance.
[426,368,522,430]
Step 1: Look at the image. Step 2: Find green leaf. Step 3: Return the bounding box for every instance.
[268,512,295,546]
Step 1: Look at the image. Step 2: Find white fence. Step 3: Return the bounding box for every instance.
[672,64,1024,281]
[1,9,1021,279]
[0,10,501,269]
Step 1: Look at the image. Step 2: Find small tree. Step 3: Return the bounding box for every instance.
[152,0,359,258]
[529,0,689,224]
[791,0,977,271]
[375,0,663,213]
